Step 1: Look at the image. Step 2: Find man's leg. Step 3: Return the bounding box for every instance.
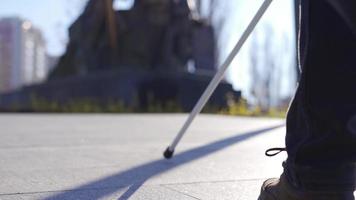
[259,0,356,199]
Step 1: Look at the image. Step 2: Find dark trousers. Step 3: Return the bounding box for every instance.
[285,0,356,192]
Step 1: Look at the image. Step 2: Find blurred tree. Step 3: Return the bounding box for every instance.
[249,25,278,112]
[250,22,296,111]
[194,0,229,67]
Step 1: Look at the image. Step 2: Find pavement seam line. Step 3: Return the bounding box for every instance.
[161,185,202,200]
[0,178,269,196]
[160,178,266,186]
[0,186,202,200]
[0,186,129,197]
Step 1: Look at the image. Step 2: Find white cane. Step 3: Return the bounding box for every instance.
[164,0,273,159]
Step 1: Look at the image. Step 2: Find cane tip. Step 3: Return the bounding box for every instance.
[163,147,174,159]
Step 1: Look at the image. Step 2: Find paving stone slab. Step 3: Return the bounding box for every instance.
[0,114,286,200]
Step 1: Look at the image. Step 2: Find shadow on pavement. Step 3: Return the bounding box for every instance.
[44,124,284,200]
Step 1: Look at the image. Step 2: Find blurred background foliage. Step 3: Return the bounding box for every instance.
[0,0,297,117]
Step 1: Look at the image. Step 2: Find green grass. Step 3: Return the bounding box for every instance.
[6,95,287,118]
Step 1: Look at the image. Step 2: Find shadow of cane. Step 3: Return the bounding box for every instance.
[44,124,284,200]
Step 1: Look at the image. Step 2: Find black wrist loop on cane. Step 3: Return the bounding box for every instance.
[265,148,286,157]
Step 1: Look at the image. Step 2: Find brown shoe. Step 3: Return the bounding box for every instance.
[258,174,355,200]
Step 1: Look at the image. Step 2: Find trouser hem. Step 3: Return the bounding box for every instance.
[284,161,356,192]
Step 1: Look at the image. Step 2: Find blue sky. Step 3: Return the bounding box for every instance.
[222,0,297,101]
[0,0,297,101]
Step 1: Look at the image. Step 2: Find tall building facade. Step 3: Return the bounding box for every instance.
[0,17,48,93]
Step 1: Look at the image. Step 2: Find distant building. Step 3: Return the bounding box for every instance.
[0,17,48,93]
[0,18,21,93]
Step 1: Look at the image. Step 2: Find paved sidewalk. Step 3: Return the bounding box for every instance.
[0,114,286,200]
